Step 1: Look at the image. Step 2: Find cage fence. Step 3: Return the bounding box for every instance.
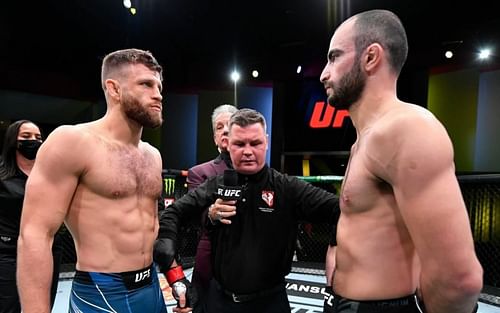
[57,172,500,290]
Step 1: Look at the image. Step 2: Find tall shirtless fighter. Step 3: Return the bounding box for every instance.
[320,9,483,313]
[17,49,173,313]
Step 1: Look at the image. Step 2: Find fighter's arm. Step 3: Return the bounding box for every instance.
[17,126,85,313]
[325,217,338,286]
[145,145,165,213]
[325,245,337,287]
[371,112,482,313]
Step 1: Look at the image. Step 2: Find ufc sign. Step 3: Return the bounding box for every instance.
[217,188,241,198]
[309,101,349,128]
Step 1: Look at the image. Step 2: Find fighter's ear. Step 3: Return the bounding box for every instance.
[363,43,383,74]
[105,79,121,99]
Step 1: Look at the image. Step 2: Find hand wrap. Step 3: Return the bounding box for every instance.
[165,265,198,309]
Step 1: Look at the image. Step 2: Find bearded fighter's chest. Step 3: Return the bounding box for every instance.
[83,148,162,199]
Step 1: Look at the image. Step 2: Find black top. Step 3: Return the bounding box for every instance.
[159,165,340,294]
[0,169,28,238]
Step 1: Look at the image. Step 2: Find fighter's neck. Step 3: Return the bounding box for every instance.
[98,113,143,146]
[349,92,399,134]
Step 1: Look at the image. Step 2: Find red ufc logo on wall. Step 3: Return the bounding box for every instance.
[309,101,349,128]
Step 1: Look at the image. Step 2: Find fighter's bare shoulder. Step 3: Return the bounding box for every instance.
[39,122,108,166]
[369,102,450,147]
[365,101,454,180]
[43,122,98,152]
[45,122,98,142]
[138,140,162,161]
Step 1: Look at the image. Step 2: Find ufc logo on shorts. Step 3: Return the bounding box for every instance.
[325,293,334,307]
[134,269,151,282]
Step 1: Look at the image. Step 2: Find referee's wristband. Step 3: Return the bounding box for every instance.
[165,265,185,284]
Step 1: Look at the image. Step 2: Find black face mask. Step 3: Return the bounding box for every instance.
[17,140,42,160]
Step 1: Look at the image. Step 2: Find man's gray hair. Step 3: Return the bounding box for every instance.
[211,104,238,132]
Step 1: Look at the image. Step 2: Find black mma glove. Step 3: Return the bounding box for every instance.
[153,238,177,272]
[165,265,198,308]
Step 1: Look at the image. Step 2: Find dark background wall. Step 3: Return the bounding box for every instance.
[2,65,500,174]
[161,93,199,170]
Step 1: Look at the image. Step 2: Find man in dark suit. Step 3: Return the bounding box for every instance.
[187,104,237,311]
[187,104,237,189]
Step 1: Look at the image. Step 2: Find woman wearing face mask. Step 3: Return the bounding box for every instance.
[0,120,62,313]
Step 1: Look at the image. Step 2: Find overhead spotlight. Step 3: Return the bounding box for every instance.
[123,0,132,9]
[230,70,240,82]
[445,50,453,59]
[252,70,259,78]
[130,7,137,15]
[478,48,491,60]
[296,65,302,74]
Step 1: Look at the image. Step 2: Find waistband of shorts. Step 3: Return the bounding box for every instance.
[335,291,419,308]
[74,263,155,290]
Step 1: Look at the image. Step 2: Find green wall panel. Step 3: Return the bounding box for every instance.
[428,69,479,171]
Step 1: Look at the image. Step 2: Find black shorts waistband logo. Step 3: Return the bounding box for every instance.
[134,268,151,283]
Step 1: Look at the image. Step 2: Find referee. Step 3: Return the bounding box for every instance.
[155,109,340,313]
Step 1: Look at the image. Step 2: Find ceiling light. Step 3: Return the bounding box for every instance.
[478,48,491,60]
[123,0,132,9]
[252,70,259,78]
[445,50,453,59]
[231,70,240,82]
[296,65,302,74]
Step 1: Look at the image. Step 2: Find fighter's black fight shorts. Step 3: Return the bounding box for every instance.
[323,287,425,313]
[70,264,166,313]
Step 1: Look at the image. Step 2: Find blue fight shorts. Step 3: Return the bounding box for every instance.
[70,264,166,313]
